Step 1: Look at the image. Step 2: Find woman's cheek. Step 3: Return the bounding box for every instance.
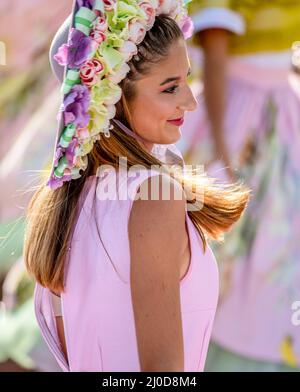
[154,98,174,120]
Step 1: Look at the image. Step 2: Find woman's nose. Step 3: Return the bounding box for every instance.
[179,85,198,112]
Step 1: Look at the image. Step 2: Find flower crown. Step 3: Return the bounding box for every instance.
[48,0,194,189]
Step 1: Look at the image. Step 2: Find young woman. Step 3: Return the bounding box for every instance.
[24,0,249,372]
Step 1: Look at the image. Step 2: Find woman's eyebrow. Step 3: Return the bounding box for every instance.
[160,68,191,86]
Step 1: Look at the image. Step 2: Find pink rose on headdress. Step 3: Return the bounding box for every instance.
[92,15,107,32]
[128,19,147,45]
[80,59,104,87]
[91,30,106,45]
[103,0,116,11]
[90,15,108,44]
[138,1,157,29]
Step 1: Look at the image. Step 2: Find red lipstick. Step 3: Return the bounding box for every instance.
[167,117,184,126]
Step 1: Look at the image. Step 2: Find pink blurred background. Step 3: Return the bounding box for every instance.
[0,0,72,371]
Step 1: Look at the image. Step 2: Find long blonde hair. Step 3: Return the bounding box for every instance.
[24,15,250,293]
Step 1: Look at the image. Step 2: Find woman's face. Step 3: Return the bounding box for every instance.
[128,38,197,151]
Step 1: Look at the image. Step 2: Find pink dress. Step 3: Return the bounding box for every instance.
[34,144,219,372]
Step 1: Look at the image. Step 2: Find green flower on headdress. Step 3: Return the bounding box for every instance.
[77,137,95,156]
[107,0,145,31]
[88,78,122,137]
[89,100,110,135]
[106,32,125,48]
[92,78,122,105]
[97,42,125,73]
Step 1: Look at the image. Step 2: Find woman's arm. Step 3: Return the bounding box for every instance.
[128,174,187,372]
[199,28,235,181]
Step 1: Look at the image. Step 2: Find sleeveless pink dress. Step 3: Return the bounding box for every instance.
[34,144,219,372]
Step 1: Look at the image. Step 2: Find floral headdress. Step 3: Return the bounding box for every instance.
[48,0,194,189]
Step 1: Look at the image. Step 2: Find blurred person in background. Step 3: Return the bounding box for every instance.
[177,0,300,371]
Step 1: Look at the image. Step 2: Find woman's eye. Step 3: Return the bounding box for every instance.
[163,85,179,94]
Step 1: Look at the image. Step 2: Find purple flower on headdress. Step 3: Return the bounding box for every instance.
[63,84,90,128]
[65,138,79,166]
[54,44,69,67]
[47,176,62,189]
[68,29,93,69]
[54,146,63,167]
[54,28,92,69]
[47,174,71,190]
[77,0,94,9]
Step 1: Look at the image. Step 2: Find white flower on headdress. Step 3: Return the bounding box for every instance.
[108,63,131,84]
[138,0,157,29]
[157,0,179,16]
[74,155,88,172]
[128,18,147,45]
[106,104,116,120]
[118,41,138,62]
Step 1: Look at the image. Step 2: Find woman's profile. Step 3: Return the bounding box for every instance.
[24,0,249,372]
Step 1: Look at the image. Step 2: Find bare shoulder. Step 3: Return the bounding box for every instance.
[129,173,187,241]
[134,173,186,212]
[128,173,187,371]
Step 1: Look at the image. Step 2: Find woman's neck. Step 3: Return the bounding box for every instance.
[139,140,154,154]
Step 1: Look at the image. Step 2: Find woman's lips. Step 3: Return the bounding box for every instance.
[167,117,184,126]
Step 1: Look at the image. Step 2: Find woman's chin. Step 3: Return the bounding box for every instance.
[152,126,182,145]
[166,127,182,144]
[161,125,182,144]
